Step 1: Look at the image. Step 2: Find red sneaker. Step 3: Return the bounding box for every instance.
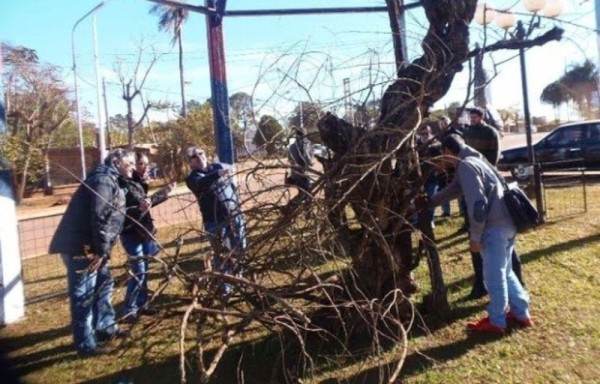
[507,311,533,328]
[466,317,505,334]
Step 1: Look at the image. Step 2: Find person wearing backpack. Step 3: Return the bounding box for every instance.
[429,134,532,334]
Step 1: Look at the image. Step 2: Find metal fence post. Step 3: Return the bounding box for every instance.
[534,163,546,223]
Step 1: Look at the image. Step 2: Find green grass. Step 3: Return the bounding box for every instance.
[1,186,599,383]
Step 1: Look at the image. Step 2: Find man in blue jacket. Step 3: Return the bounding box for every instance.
[185,147,246,286]
[49,148,135,356]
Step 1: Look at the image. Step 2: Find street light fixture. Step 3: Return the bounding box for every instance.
[473,0,565,222]
[72,1,111,179]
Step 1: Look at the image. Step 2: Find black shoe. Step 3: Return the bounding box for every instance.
[465,288,488,301]
[97,328,130,343]
[139,307,158,316]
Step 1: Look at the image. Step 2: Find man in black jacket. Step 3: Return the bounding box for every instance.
[120,153,176,321]
[185,147,246,291]
[49,149,135,357]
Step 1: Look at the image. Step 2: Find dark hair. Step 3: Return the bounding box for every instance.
[441,134,465,155]
[135,152,148,162]
[468,107,485,117]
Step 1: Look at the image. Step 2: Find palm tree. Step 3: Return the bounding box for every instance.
[150,3,189,117]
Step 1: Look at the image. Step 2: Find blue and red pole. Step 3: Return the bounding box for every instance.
[205,0,235,164]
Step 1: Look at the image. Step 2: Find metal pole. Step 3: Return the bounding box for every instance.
[102,77,111,149]
[519,44,545,220]
[205,0,234,164]
[93,15,107,161]
[71,1,108,178]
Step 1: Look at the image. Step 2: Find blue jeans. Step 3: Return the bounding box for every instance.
[120,234,159,316]
[481,226,530,327]
[205,214,247,275]
[62,254,118,354]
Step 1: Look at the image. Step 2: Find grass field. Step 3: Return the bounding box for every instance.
[1,185,599,383]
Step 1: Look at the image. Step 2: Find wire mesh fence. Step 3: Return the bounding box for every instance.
[17,157,291,304]
[541,169,589,221]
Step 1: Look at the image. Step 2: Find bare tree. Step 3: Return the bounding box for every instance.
[2,43,72,201]
[118,2,566,383]
[113,43,162,148]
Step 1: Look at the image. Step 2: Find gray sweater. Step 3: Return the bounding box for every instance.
[429,146,515,242]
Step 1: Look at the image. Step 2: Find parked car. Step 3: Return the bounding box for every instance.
[498,120,600,180]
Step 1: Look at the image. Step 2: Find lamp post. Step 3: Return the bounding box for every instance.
[474,0,564,222]
[72,1,111,178]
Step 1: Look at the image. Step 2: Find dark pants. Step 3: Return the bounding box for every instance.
[471,249,525,295]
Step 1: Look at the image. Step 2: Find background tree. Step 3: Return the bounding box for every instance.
[541,60,599,119]
[1,43,73,201]
[114,43,162,148]
[150,1,189,117]
[153,100,215,181]
[253,115,285,156]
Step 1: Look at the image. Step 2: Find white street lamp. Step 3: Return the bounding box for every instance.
[474,3,496,25]
[473,0,565,222]
[72,1,113,177]
[523,0,547,13]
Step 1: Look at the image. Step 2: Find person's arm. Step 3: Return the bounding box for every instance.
[457,162,489,243]
[186,169,221,195]
[150,182,176,206]
[428,175,462,207]
[90,175,120,259]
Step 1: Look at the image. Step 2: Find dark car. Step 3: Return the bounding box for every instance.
[498,120,600,180]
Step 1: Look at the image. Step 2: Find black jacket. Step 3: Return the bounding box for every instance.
[49,164,126,258]
[121,171,170,239]
[186,164,240,225]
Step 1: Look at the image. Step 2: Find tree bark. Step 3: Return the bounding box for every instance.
[317,1,480,308]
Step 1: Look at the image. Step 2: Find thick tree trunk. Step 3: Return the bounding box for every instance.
[317,1,479,309]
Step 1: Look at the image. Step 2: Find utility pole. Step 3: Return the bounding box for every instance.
[385,0,409,75]
[92,15,107,161]
[343,78,354,125]
[205,0,235,164]
[102,77,112,149]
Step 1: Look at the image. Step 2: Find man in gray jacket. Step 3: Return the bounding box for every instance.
[429,135,531,333]
[49,149,135,356]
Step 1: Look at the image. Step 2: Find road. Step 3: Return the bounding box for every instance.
[501,132,547,151]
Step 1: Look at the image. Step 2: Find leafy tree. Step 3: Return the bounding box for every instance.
[288,102,323,144]
[152,100,215,181]
[541,60,599,119]
[253,115,285,156]
[51,119,96,149]
[150,2,189,117]
[1,43,73,201]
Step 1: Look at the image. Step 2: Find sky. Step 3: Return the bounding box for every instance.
[1,0,599,129]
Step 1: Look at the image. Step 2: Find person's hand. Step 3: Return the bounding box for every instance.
[469,240,481,253]
[88,255,104,273]
[139,198,151,213]
[218,169,229,178]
